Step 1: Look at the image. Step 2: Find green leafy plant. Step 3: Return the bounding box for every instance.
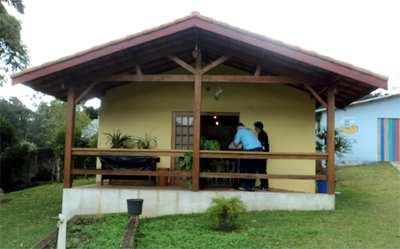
[316,129,352,156]
[133,133,158,149]
[104,130,132,148]
[177,151,193,171]
[206,197,246,231]
[200,137,220,150]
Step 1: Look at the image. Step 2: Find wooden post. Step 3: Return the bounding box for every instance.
[192,52,202,191]
[326,86,336,194]
[64,88,76,188]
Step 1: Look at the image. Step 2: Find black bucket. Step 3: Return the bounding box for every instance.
[127,199,143,216]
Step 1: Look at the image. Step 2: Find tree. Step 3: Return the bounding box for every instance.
[30,100,91,148]
[0,0,28,85]
[0,97,33,140]
[0,115,16,153]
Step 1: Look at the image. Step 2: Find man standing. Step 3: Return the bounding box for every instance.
[231,123,263,191]
[254,121,269,190]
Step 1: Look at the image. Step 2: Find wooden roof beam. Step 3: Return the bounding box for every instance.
[168,55,196,74]
[106,74,303,84]
[201,56,230,74]
[75,81,99,104]
[304,84,328,108]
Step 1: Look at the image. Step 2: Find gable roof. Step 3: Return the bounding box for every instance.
[12,12,388,107]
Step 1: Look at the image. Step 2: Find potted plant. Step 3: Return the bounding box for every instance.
[177,151,193,189]
[104,130,133,148]
[132,133,158,149]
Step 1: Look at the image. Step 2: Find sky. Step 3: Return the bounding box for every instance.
[1,0,399,109]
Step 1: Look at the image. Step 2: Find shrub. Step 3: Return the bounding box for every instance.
[177,151,193,171]
[200,137,220,150]
[206,197,246,231]
[316,128,352,156]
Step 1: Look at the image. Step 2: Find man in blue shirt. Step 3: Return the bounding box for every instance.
[231,123,263,191]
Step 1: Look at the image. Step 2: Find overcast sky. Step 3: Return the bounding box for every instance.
[1,0,399,109]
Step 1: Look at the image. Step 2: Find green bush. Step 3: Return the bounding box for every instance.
[206,197,246,231]
[316,128,352,156]
[177,151,193,171]
[200,137,220,150]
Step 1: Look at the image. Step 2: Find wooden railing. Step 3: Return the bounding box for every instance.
[72,148,189,157]
[71,148,327,182]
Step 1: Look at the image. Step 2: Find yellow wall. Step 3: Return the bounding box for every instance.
[98,68,316,192]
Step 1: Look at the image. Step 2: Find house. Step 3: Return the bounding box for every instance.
[11,12,387,218]
[317,94,400,165]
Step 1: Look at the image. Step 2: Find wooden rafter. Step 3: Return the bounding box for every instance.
[75,82,99,104]
[168,55,196,74]
[304,84,327,108]
[318,86,328,95]
[106,74,302,84]
[201,56,230,74]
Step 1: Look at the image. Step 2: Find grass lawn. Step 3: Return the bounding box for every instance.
[0,178,94,249]
[1,163,399,249]
[135,163,400,249]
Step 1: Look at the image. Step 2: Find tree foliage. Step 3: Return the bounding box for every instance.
[0,115,16,152]
[30,100,91,148]
[0,97,97,190]
[0,97,32,140]
[0,0,28,85]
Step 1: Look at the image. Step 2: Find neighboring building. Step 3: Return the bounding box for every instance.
[12,12,388,216]
[318,94,400,165]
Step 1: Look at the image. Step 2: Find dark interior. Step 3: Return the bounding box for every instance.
[200,113,241,188]
[201,113,239,149]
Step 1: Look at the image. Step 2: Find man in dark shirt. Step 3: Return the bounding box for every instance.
[254,121,269,189]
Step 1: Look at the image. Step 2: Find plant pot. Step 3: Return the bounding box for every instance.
[127,199,143,216]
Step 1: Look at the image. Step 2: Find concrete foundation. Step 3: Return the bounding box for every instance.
[62,186,335,220]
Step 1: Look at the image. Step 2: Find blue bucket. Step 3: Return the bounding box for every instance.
[317,180,328,193]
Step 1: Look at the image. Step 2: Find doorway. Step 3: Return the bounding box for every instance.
[171,112,240,150]
[171,112,240,188]
[200,112,240,149]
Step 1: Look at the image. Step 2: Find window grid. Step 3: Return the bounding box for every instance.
[175,114,194,150]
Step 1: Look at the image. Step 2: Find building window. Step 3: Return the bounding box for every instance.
[174,113,193,149]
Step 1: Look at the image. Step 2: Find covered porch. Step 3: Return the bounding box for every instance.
[12,13,387,213]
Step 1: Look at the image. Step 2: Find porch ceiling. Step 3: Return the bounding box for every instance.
[12,12,387,108]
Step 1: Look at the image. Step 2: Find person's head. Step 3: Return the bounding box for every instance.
[254,121,264,133]
[237,122,245,130]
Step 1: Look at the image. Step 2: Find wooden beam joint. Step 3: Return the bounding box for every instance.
[168,55,196,74]
[304,84,328,108]
[201,56,230,74]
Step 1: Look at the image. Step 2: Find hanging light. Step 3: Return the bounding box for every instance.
[215,121,220,126]
[213,115,217,119]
